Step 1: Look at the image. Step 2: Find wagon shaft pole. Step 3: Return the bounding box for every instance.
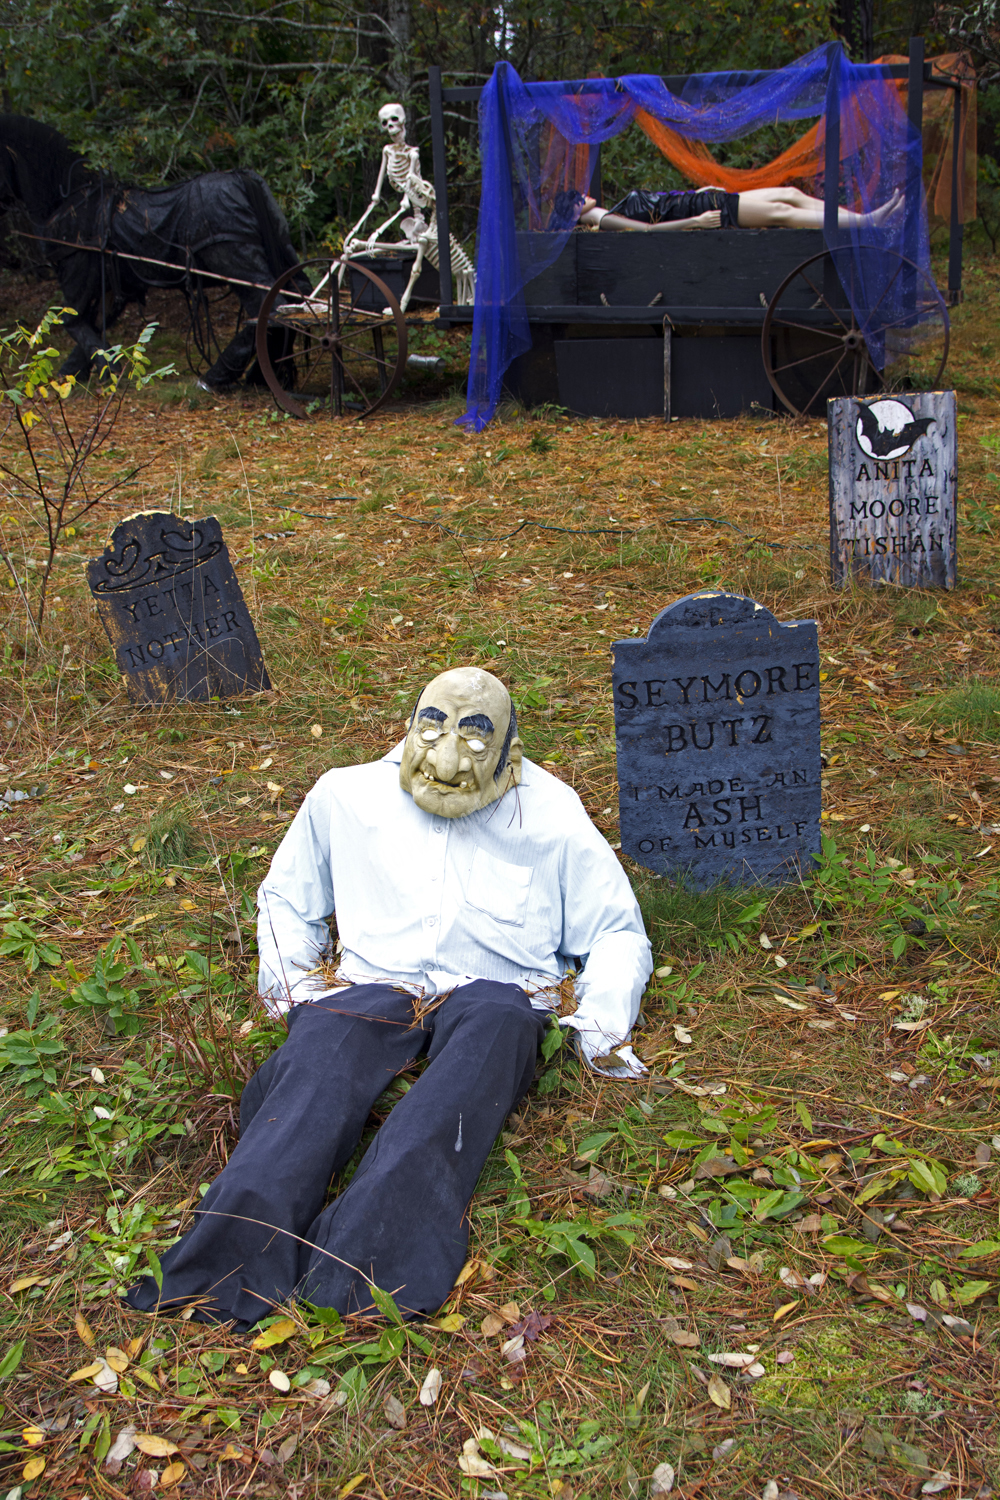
[15,230,281,299]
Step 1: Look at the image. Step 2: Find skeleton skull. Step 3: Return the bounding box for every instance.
[378,103,406,142]
[399,667,522,819]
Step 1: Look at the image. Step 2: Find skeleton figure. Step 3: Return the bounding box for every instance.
[343,103,475,312]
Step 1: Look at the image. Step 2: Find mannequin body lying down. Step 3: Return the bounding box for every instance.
[576,186,903,233]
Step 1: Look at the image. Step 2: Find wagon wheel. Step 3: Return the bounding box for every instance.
[255,257,407,419]
[762,248,949,418]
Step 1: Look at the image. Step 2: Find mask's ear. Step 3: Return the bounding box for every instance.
[503,735,523,785]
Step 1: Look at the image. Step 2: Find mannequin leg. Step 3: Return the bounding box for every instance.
[298,980,545,1317]
[735,186,903,230]
[124,986,425,1327]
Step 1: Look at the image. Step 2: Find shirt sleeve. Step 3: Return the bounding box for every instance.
[256,779,336,1012]
[556,806,653,1063]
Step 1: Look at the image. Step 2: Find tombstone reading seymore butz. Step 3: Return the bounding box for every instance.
[87,513,270,703]
[828,391,957,589]
[613,592,821,887]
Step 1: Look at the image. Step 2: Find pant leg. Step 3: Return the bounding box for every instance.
[124,986,426,1327]
[298,980,544,1318]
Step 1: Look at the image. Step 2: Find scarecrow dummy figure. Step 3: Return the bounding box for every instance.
[125,668,652,1327]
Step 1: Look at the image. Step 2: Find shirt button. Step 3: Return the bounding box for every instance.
[427,916,437,927]
[433,821,445,835]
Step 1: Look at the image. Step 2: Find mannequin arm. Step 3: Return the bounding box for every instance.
[580,205,722,232]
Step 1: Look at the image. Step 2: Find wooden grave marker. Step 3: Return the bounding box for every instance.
[828,391,957,589]
[87,512,270,702]
[612,591,821,887]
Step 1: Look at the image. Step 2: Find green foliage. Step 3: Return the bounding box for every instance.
[63,933,160,1035]
[0,916,63,971]
[908,682,1000,743]
[511,1210,645,1279]
[0,997,66,1096]
[807,837,966,962]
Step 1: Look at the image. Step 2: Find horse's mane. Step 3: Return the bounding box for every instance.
[0,113,94,203]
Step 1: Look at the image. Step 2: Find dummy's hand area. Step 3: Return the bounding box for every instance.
[561,1018,648,1079]
[685,210,722,230]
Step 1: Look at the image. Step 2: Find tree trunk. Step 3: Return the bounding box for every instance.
[385,0,412,102]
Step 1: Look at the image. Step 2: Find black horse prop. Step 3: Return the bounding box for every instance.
[0,114,308,387]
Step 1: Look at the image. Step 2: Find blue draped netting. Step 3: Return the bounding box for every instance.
[459,41,931,431]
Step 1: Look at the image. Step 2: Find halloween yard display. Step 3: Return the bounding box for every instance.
[124,668,652,1327]
[0,113,308,388]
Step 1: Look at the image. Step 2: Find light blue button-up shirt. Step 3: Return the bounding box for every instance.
[256,743,652,1065]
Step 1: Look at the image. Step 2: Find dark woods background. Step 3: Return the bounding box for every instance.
[0,0,993,257]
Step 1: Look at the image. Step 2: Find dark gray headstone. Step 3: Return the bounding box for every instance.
[613,592,821,887]
[828,391,957,589]
[87,512,270,703]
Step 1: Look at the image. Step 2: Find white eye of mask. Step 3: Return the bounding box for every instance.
[465,738,485,752]
[421,728,441,742]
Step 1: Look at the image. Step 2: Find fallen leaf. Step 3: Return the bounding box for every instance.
[672,1275,699,1291]
[771,996,808,1012]
[251,1317,296,1350]
[499,1301,521,1323]
[104,1426,138,1465]
[301,1377,331,1397]
[22,1457,45,1481]
[907,1302,928,1321]
[762,1483,780,1500]
[695,1157,740,1179]
[673,1024,693,1045]
[458,1451,496,1477]
[220,1443,244,1460]
[430,1313,466,1333]
[21,1426,45,1447]
[894,1019,933,1032]
[133,1434,179,1457]
[481,1313,505,1337]
[268,1369,291,1392]
[104,1346,129,1373]
[795,1215,823,1233]
[713,1439,737,1459]
[9,1275,47,1293]
[68,1360,104,1382]
[277,1435,298,1464]
[161,1461,186,1488]
[419,1367,442,1405]
[773,1301,799,1322]
[759,933,774,949]
[651,1460,675,1494]
[777,1350,794,1365]
[779,1267,807,1289]
[383,1393,407,1430]
[708,1352,757,1369]
[707,1372,731,1409]
[338,1476,367,1498]
[707,1234,732,1270]
[726,1256,752,1274]
[132,1367,162,1393]
[921,1472,952,1495]
[74,1310,96,1347]
[668,1328,700,1347]
[657,1255,694,1271]
[92,1357,118,1393]
[497,1435,533,1460]
[310,724,323,738]
[453,1259,479,1287]
[510,1310,554,1341]
[974,1142,991,1166]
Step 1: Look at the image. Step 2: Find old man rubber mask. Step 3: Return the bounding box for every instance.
[399,667,522,818]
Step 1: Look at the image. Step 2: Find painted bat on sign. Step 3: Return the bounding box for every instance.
[856,404,935,458]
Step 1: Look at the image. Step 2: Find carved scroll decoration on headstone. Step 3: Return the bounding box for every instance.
[828,391,957,589]
[87,512,270,703]
[613,592,821,888]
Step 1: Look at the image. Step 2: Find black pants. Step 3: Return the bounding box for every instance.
[124,980,544,1327]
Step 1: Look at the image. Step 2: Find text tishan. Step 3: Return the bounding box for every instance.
[828,391,957,590]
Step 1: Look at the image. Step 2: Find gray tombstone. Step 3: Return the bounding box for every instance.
[613,592,821,887]
[828,391,957,589]
[87,512,271,703]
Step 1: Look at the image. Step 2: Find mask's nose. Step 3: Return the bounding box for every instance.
[427,733,471,783]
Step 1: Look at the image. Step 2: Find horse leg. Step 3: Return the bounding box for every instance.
[58,318,108,382]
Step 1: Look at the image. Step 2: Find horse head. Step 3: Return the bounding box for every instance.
[0,114,92,222]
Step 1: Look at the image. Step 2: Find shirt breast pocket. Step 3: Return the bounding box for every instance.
[465,848,533,927]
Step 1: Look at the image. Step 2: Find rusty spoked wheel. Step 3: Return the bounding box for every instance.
[255,257,407,419]
[762,247,949,418]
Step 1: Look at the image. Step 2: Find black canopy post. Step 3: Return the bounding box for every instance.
[823,44,842,243]
[904,36,925,268]
[428,64,453,312]
[948,81,964,304]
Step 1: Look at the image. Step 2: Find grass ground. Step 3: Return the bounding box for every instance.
[0,242,998,1500]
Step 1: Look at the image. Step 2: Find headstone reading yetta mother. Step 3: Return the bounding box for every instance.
[613,592,821,887]
[87,512,270,703]
[828,391,957,589]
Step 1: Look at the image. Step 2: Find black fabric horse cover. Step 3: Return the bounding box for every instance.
[0,113,304,386]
